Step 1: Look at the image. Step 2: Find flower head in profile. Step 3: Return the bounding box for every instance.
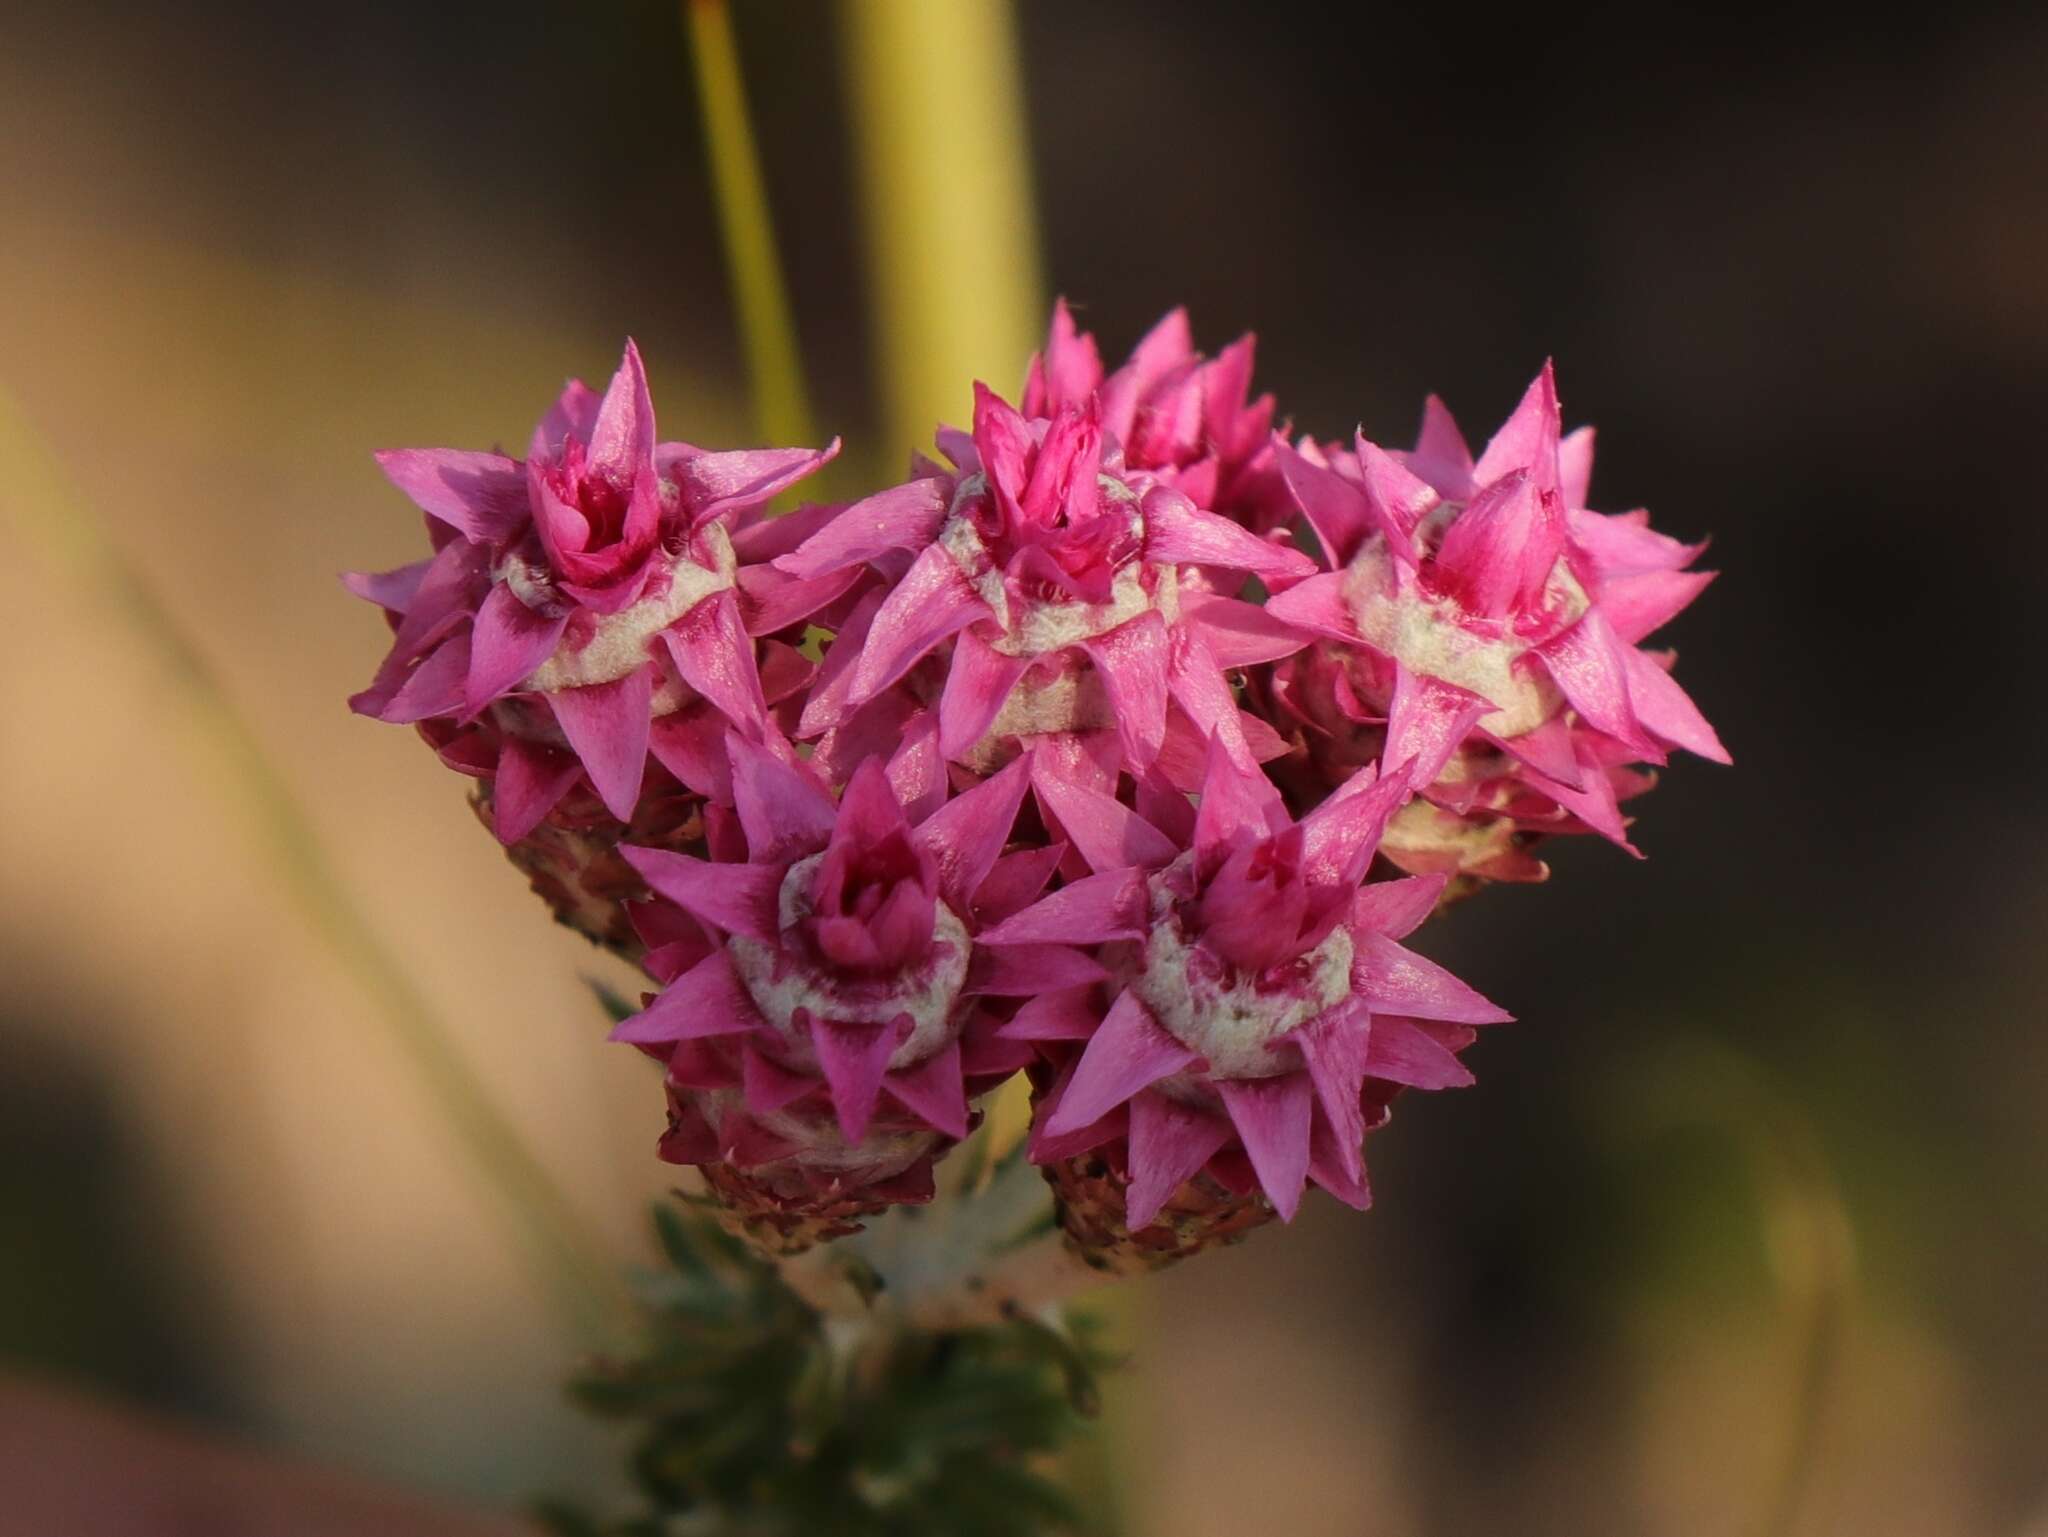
[1261,363,1727,882]
[983,743,1509,1232]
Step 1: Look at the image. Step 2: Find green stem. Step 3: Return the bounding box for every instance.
[0,388,630,1346]
[1746,1100,1853,1537]
[1615,1043,1855,1537]
[684,0,816,450]
[840,0,1045,469]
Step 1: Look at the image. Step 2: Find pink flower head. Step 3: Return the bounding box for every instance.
[982,743,1510,1228]
[775,378,1312,783]
[346,341,853,840]
[1262,362,1728,871]
[1023,300,1290,535]
[608,737,1084,1198]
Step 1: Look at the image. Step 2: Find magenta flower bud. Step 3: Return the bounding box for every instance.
[345,341,853,952]
[980,740,1509,1267]
[1258,363,1728,891]
[1025,300,1294,540]
[774,320,1314,788]
[607,739,1066,1251]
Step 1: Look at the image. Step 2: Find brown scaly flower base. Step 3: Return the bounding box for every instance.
[465,778,705,963]
[696,1161,937,1258]
[1042,1153,1277,1276]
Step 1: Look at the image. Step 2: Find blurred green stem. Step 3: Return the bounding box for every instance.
[840,0,1045,469]
[684,0,816,449]
[1745,1090,1853,1537]
[1620,1044,1856,1537]
[0,388,629,1347]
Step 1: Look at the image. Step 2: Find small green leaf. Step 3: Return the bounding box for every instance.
[583,975,640,1026]
[650,1201,712,1281]
[553,1207,1113,1533]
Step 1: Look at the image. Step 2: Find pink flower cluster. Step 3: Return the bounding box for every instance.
[349,305,1724,1256]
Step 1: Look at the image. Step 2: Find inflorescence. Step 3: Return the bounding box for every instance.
[349,303,1724,1271]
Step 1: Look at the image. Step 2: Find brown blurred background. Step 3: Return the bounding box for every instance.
[2,2,2044,1533]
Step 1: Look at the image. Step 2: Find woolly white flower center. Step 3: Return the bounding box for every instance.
[953,666,1117,775]
[726,852,971,1074]
[938,476,1180,659]
[1340,534,1583,739]
[1126,866,1355,1082]
[1381,797,1522,874]
[510,521,737,693]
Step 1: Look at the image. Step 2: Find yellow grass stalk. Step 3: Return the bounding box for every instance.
[685,0,818,450]
[841,0,1046,472]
